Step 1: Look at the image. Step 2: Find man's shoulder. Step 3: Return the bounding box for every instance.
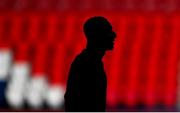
[72,50,93,67]
[73,52,88,64]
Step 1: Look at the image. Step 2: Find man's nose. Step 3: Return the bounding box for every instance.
[113,31,116,39]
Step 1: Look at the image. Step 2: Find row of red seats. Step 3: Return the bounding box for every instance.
[0,0,180,12]
[0,13,179,108]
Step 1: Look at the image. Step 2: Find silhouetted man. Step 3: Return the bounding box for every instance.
[64,16,116,112]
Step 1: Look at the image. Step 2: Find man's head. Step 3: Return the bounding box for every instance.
[83,16,116,51]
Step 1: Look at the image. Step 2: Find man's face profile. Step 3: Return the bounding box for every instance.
[83,16,116,50]
[101,24,116,50]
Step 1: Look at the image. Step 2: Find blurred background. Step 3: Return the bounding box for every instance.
[0,0,180,111]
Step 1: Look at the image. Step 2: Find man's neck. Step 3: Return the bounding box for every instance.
[85,46,106,60]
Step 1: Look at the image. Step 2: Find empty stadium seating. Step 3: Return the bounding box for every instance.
[0,12,179,111]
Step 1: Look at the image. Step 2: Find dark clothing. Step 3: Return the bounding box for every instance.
[64,49,107,112]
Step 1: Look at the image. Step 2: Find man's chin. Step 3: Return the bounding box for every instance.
[106,46,114,50]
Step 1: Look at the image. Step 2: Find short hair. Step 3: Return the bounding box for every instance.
[83,16,112,40]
